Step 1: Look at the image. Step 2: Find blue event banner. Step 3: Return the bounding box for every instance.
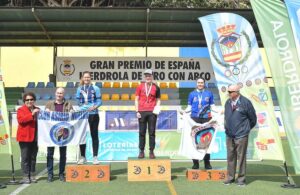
[105,110,178,131]
[85,131,227,161]
[86,131,139,161]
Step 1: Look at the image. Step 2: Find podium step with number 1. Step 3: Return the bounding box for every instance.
[128,157,171,181]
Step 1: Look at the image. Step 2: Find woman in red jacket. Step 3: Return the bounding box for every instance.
[17,92,40,184]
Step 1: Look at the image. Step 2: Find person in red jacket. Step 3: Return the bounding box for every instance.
[135,69,161,159]
[17,92,40,184]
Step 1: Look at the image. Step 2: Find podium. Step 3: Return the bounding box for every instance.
[66,164,110,182]
[186,169,227,181]
[128,157,171,181]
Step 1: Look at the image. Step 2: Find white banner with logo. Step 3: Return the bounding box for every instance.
[178,114,218,160]
[38,111,89,147]
[56,57,216,82]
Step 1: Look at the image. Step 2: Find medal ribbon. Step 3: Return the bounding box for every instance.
[145,83,153,103]
[197,90,205,117]
[198,91,203,109]
[81,85,90,104]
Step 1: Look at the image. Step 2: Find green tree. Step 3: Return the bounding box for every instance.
[146,0,251,8]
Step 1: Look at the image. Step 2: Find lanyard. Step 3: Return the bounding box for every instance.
[145,83,153,103]
[81,85,90,104]
[198,90,204,109]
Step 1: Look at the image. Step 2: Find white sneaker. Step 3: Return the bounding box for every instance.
[93,156,100,165]
[77,156,86,165]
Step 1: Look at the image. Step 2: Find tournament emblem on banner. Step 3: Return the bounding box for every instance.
[59,59,75,77]
[179,114,217,160]
[49,122,75,146]
[38,110,89,147]
[191,125,215,151]
[217,25,242,63]
[212,24,251,77]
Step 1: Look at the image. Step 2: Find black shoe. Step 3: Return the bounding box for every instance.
[0,183,6,189]
[138,151,145,159]
[223,179,235,185]
[59,174,66,182]
[149,152,156,159]
[192,163,199,169]
[204,161,212,170]
[47,175,54,183]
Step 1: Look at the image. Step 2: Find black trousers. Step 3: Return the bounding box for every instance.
[191,117,211,164]
[19,142,38,176]
[80,114,99,157]
[138,111,157,151]
[47,146,67,176]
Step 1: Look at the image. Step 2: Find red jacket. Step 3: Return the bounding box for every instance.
[16,105,38,142]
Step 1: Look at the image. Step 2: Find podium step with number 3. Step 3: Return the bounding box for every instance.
[186,169,227,181]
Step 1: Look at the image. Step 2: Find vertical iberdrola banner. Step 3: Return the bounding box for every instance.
[251,0,300,174]
[199,13,285,161]
[0,69,12,154]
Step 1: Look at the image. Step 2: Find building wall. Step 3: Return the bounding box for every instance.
[0,47,179,87]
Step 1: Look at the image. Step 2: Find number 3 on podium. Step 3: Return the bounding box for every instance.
[206,171,212,180]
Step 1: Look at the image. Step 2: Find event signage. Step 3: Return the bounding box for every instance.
[56,57,216,82]
[199,13,285,161]
[0,70,12,154]
[251,0,300,174]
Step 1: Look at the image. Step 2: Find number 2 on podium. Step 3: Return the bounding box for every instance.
[85,170,90,178]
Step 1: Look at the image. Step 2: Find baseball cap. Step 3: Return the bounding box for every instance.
[144,69,153,75]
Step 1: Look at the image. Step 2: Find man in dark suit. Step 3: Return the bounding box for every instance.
[223,84,257,187]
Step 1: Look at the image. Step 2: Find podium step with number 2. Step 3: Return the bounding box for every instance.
[66,164,110,182]
[128,157,171,181]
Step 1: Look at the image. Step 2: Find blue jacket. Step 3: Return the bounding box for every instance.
[76,84,102,115]
[224,95,257,139]
[188,89,214,119]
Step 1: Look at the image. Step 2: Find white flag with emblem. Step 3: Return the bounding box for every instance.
[178,114,219,159]
[38,110,89,147]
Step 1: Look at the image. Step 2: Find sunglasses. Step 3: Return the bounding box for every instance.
[228,91,237,94]
[25,99,34,102]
